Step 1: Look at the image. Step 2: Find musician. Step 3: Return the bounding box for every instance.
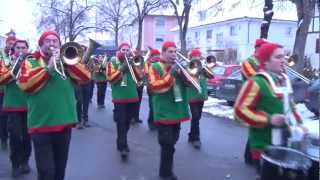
[186,49,214,149]
[241,38,268,80]
[93,55,107,109]
[240,38,268,164]
[148,41,190,180]
[0,39,31,177]
[75,45,92,129]
[106,42,140,160]
[0,36,15,150]
[145,48,160,130]
[234,42,305,171]
[16,31,91,180]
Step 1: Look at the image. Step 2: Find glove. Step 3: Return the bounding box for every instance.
[169,63,179,76]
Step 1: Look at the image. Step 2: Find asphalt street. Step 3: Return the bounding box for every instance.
[0,87,256,180]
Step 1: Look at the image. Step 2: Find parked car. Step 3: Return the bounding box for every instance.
[215,69,310,106]
[215,69,242,105]
[207,64,240,97]
[304,79,320,116]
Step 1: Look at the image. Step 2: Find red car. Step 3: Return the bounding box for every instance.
[207,64,240,97]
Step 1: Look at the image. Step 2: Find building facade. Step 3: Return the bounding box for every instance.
[142,14,178,50]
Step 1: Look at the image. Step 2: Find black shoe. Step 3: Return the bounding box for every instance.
[20,163,30,174]
[83,121,91,127]
[190,140,201,149]
[11,167,22,178]
[159,174,178,180]
[0,141,7,150]
[77,123,84,129]
[120,150,128,161]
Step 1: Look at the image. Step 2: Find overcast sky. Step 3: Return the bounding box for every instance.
[0,0,37,48]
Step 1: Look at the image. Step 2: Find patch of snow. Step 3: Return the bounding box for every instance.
[203,97,234,120]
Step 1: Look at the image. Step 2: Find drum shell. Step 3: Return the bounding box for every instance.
[261,146,312,180]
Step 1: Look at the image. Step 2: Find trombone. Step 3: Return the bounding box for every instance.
[175,53,202,93]
[285,56,311,84]
[10,53,32,79]
[176,51,215,77]
[124,53,139,85]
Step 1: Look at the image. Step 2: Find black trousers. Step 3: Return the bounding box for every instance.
[113,103,136,151]
[75,83,91,122]
[188,101,204,141]
[147,89,153,125]
[97,82,107,106]
[7,112,31,168]
[0,93,8,143]
[158,124,181,177]
[133,86,143,121]
[31,128,71,180]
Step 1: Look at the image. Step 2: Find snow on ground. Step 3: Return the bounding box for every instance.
[203,97,319,122]
[203,97,235,120]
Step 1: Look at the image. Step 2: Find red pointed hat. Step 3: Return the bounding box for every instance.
[118,42,130,49]
[255,38,268,48]
[150,48,160,56]
[257,42,282,64]
[189,49,201,58]
[161,41,176,51]
[6,35,16,43]
[38,31,60,46]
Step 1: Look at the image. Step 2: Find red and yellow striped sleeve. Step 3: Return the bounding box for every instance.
[234,79,269,127]
[148,65,174,93]
[106,61,122,84]
[66,63,91,84]
[16,60,49,93]
[241,61,257,79]
[0,60,13,85]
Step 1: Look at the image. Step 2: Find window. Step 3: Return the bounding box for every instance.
[198,10,207,21]
[230,25,237,36]
[155,35,164,48]
[155,17,165,27]
[206,30,212,40]
[216,33,223,46]
[194,31,200,40]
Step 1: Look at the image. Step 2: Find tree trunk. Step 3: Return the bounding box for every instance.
[292,0,316,72]
[136,19,143,50]
[115,28,119,48]
[260,0,273,38]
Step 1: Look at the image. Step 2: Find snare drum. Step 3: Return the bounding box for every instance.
[261,146,312,180]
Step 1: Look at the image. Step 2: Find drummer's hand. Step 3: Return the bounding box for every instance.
[270,114,285,127]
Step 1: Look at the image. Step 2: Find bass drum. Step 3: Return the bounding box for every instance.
[261,146,312,180]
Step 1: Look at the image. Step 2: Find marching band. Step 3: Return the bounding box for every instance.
[0,30,318,180]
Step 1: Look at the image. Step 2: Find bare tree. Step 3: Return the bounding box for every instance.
[97,0,135,48]
[290,0,317,72]
[260,0,274,38]
[133,0,168,50]
[37,0,96,42]
[169,0,193,55]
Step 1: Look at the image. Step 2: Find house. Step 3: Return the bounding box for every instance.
[171,0,319,68]
[142,13,178,50]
